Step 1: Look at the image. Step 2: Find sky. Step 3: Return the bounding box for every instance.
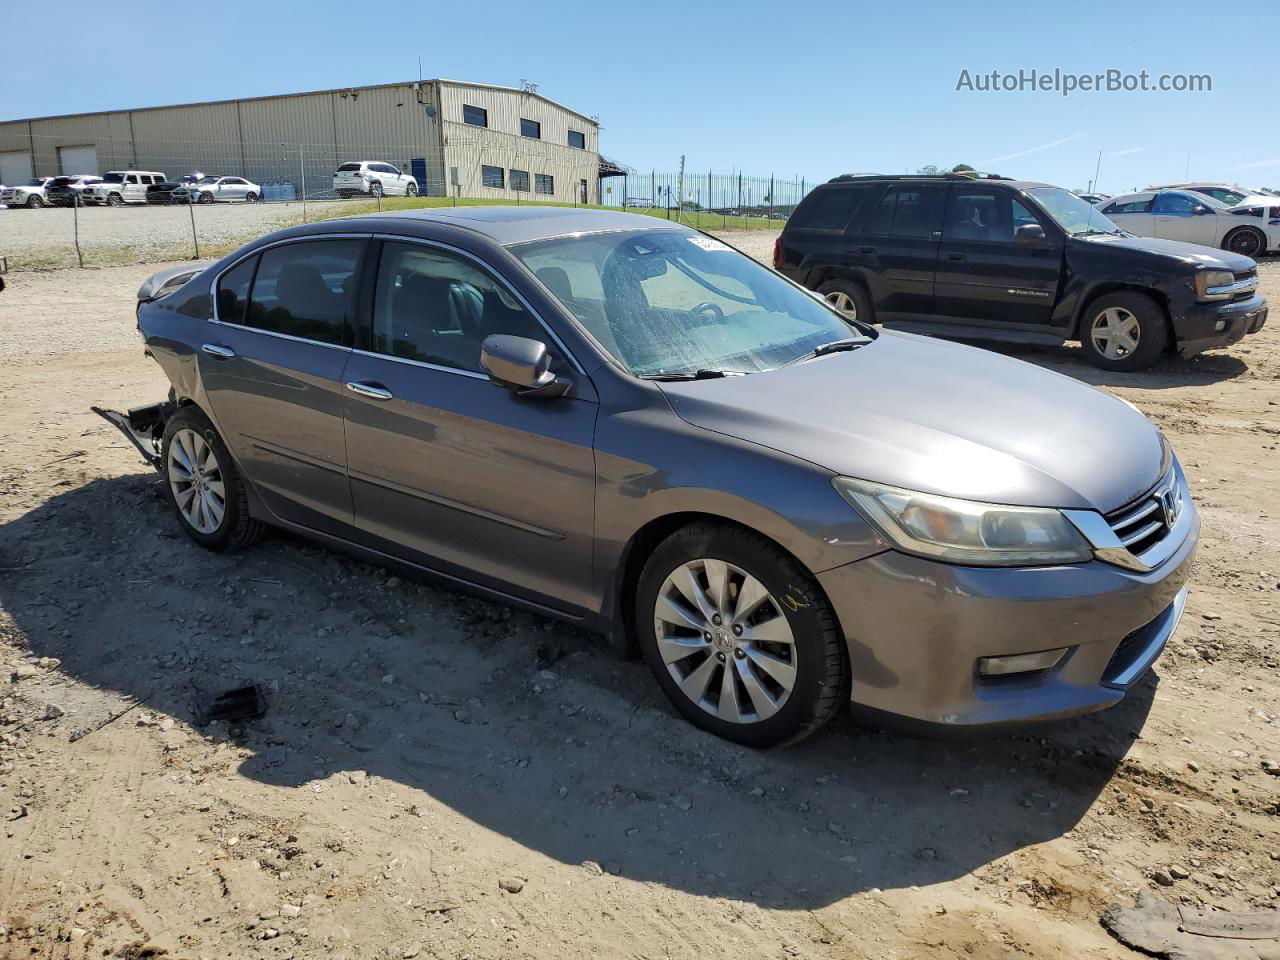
[3,0,1279,193]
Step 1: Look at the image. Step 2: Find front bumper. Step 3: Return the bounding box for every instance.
[817,501,1198,727]
[1175,293,1268,357]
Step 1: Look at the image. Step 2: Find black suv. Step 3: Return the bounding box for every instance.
[775,173,1268,370]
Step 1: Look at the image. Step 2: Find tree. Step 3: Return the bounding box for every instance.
[952,163,975,172]
[916,164,942,176]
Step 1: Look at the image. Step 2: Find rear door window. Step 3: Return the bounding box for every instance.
[216,255,258,325]
[888,186,946,239]
[241,240,365,345]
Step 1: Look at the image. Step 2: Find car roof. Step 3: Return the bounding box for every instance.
[821,174,1054,191]
[365,206,691,246]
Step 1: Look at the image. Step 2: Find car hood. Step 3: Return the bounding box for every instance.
[1074,232,1256,271]
[657,332,1165,513]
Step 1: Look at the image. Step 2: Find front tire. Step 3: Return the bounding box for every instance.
[161,406,267,552]
[244,191,259,203]
[1078,291,1169,371]
[1223,226,1265,260]
[198,191,214,204]
[25,194,43,208]
[636,522,849,747]
[817,278,874,324]
[405,181,418,197]
[107,193,124,207]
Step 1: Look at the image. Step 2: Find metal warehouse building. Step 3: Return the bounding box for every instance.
[0,79,610,204]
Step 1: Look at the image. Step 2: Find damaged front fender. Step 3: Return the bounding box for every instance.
[91,401,175,470]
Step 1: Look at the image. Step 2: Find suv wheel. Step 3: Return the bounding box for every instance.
[25,194,43,208]
[107,193,124,207]
[370,181,384,198]
[405,181,418,197]
[636,522,849,747]
[817,279,873,323]
[1223,226,1265,259]
[161,406,267,552]
[1079,291,1169,371]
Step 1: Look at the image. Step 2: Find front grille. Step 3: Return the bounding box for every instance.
[1231,269,1259,303]
[1105,471,1182,558]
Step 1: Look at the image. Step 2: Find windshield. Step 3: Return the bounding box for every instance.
[25,178,44,186]
[1027,186,1121,235]
[512,230,860,377]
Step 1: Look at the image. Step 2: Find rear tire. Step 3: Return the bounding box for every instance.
[161,406,267,552]
[636,522,849,748]
[370,181,384,198]
[1223,226,1265,260]
[1078,291,1169,371]
[816,278,874,324]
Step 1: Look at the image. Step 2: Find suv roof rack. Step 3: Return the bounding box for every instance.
[826,171,1011,184]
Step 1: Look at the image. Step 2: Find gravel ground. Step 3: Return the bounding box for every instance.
[0,248,1278,959]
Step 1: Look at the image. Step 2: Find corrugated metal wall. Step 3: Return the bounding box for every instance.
[438,83,600,205]
[0,80,598,200]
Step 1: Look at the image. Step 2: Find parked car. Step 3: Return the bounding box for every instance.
[147,174,203,204]
[776,174,1268,371]
[1100,189,1280,259]
[172,176,262,204]
[1075,192,1110,205]
[84,171,168,206]
[1,176,55,208]
[99,207,1199,746]
[333,161,418,198]
[46,175,104,206]
[1148,183,1278,207]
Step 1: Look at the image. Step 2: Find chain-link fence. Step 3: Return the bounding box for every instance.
[0,135,814,270]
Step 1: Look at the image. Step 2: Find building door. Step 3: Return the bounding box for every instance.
[58,145,98,175]
[410,158,428,196]
[0,151,32,185]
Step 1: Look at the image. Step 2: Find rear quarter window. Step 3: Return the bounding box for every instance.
[790,187,865,231]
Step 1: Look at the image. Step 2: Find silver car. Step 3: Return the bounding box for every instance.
[174,176,262,204]
[105,208,1197,747]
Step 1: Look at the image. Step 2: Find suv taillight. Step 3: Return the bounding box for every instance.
[772,236,783,269]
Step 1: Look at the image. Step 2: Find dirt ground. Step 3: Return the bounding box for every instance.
[0,244,1278,960]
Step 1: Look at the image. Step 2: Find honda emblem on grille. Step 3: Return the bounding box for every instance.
[1157,484,1181,527]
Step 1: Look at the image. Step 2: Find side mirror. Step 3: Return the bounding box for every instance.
[480,335,571,398]
[1193,205,1210,216]
[1015,223,1048,245]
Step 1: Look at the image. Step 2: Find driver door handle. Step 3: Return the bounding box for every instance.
[201,343,235,359]
[947,253,965,261]
[346,381,394,401]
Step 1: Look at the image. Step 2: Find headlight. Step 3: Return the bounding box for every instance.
[1193,270,1237,301]
[833,477,1093,567]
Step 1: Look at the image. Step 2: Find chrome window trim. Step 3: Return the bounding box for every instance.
[350,348,488,381]
[207,317,352,352]
[370,233,587,376]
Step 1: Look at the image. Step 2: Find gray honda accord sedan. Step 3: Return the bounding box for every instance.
[106,207,1197,746]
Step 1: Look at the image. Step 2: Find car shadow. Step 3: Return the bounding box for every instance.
[959,339,1250,389]
[0,473,1156,910]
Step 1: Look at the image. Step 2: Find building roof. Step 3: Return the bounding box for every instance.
[0,78,599,128]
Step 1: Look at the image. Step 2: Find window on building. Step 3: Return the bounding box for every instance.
[510,169,530,192]
[481,165,505,189]
[463,104,488,127]
[520,118,542,139]
[568,130,586,149]
[239,239,364,345]
[535,174,554,195]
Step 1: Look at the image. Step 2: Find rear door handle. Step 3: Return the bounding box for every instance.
[345,381,394,401]
[858,246,875,254]
[201,343,235,359]
[947,254,965,261]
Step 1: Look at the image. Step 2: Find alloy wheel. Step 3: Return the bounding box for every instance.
[1090,306,1140,361]
[1228,230,1262,258]
[824,290,857,320]
[168,428,226,535]
[652,558,797,724]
